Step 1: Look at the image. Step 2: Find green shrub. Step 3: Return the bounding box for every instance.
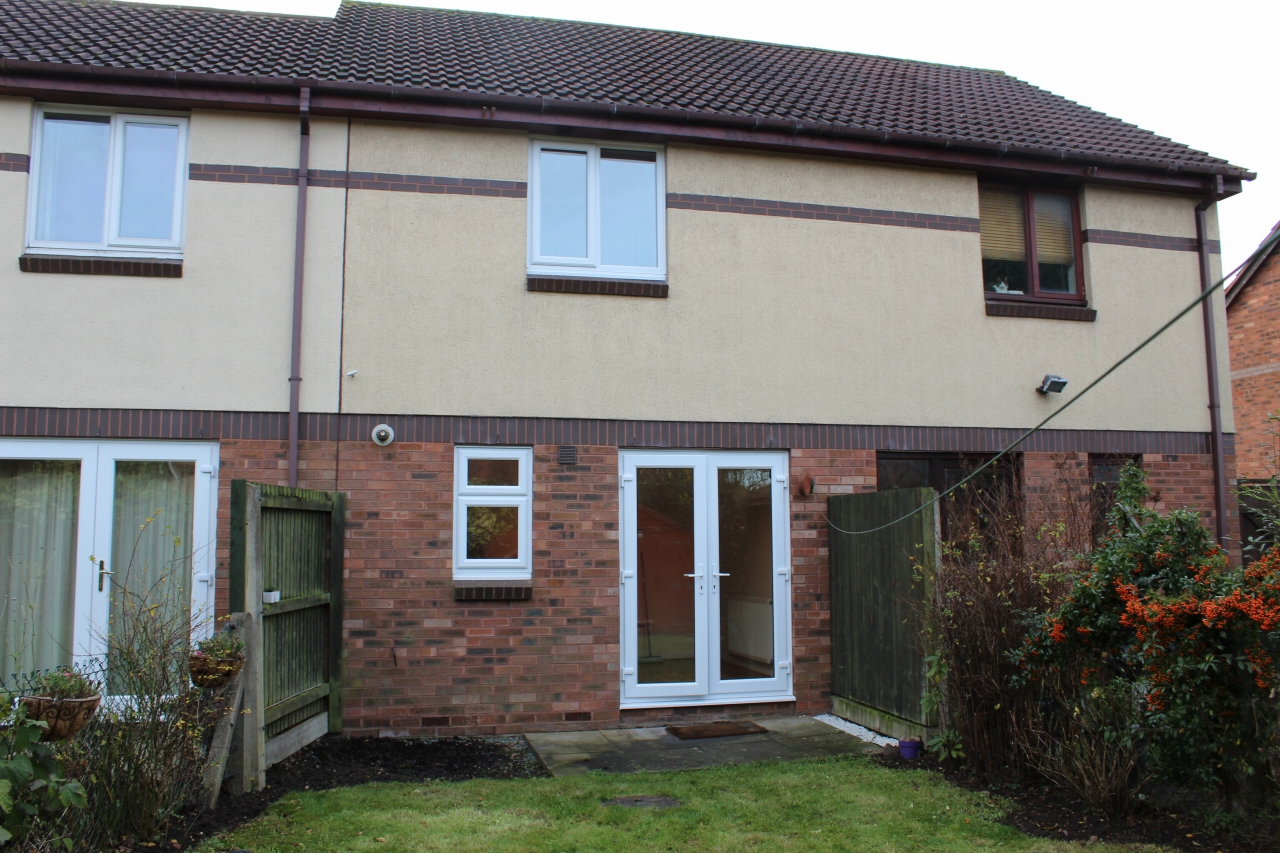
[0,696,85,848]
[1013,463,1280,809]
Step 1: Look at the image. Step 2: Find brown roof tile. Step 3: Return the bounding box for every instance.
[0,0,1249,177]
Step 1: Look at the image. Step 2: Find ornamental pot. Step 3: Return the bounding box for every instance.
[898,738,922,760]
[189,654,245,689]
[18,695,101,742]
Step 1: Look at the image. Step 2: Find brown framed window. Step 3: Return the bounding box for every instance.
[980,185,1085,304]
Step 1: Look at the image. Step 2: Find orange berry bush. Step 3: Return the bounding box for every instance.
[1012,464,1280,800]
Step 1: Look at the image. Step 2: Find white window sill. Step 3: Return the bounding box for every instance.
[24,247,184,260]
[527,266,666,283]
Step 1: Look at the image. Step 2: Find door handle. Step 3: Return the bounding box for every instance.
[98,560,113,592]
[682,572,702,578]
[195,573,212,584]
[714,573,731,577]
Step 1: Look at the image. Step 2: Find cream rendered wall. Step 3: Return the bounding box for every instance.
[339,127,1221,434]
[1079,186,1233,431]
[0,108,348,412]
[0,96,32,154]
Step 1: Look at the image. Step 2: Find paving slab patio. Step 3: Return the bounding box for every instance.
[525,716,869,777]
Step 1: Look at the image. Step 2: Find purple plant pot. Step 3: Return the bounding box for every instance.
[898,738,922,760]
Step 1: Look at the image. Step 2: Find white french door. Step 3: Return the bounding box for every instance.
[619,450,792,708]
[0,439,218,678]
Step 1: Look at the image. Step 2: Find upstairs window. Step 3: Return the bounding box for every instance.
[529,140,666,281]
[979,185,1083,303]
[27,107,188,258]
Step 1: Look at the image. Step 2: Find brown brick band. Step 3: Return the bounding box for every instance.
[668,192,981,233]
[1084,229,1220,254]
[527,277,668,298]
[453,585,534,601]
[18,254,182,277]
[188,163,527,197]
[985,300,1096,322]
[0,407,1219,455]
[0,153,29,172]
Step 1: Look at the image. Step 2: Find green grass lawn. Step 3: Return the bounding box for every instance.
[200,755,1169,853]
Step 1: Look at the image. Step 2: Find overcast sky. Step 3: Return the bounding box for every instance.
[143,0,1277,279]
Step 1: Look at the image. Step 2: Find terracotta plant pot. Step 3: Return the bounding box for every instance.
[190,654,245,689]
[19,695,101,742]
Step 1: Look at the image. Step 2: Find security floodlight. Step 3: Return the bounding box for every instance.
[1037,374,1068,395]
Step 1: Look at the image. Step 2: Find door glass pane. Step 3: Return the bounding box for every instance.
[109,462,195,649]
[35,115,111,244]
[717,469,774,680]
[118,122,179,240]
[539,149,588,258]
[466,506,519,559]
[636,467,695,684]
[600,150,657,268]
[0,461,80,679]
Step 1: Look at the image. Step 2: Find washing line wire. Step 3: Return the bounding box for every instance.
[826,226,1280,538]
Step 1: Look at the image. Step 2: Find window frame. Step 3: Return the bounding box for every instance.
[980,183,1086,306]
[527,138,667,282]
[26,104,190,259]
[452,446,534,581]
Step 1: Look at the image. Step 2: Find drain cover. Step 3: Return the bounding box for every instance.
[602,796,682,809]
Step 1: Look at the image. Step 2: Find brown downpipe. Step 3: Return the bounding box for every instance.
[1195,174,1229,547]
[287,87,311,488]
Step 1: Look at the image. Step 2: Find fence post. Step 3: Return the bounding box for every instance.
[204,611,249,807]
[328,490,345,733]
[233,482,267,792]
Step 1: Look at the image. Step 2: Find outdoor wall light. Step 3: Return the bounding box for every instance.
[371,423,395,446]
[1036,374,1068,395]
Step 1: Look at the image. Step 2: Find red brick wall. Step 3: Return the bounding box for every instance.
[211,439,1233,735]
[1228,248,1280,481]
[1142,452,1239,551]
[212,439,877,735]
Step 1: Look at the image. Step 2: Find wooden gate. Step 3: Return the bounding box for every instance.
[229,481,344,789]
[828,488,938,740]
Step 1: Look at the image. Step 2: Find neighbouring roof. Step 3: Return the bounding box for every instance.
[0,0,1253,180]
[1227,220,1280,308]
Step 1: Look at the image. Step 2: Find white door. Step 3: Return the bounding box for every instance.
[0,439,218,677]
[620,450,791,708]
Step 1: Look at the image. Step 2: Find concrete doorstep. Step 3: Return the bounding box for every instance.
[525,715,873,777]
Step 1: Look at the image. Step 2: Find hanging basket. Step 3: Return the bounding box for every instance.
[190,654,245,689]
[18,695,101,742]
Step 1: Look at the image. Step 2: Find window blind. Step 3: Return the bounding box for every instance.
[1033,192,1075,265]
[979,187,1026,261]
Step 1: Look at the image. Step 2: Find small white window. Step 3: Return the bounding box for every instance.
[27,106,189,258]
[528,140,666,281]
[453,446,534,580]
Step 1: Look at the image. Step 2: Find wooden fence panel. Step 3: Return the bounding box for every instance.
[228,481,344,792]
[828,487,938,740]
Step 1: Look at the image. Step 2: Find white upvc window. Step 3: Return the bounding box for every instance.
[453,446,534,580]
[26,105,189,259]
[528,139,666,281]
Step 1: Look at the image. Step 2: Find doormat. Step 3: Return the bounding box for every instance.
[665,721,768,739]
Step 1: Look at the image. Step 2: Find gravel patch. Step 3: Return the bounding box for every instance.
[814,714,897,747]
